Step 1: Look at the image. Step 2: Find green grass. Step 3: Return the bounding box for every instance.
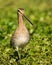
[0,0,52,65]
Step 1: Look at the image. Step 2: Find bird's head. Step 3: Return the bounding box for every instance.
[17,8,33,25]
[18,8,24,15]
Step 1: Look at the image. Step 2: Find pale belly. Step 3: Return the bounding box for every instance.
[14,34,29,47]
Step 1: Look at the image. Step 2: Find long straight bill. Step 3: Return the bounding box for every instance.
[23,14,33,25]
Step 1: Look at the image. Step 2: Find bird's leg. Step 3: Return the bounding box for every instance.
[18,49,21,59]
[15,47,21,59]
[15,47,18,51]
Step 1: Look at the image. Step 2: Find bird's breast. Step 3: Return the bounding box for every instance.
[14,33,29,47]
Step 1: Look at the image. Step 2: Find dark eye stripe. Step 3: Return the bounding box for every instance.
[18,10,20,12]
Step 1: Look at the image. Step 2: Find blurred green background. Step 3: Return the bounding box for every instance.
[0,0,52,65]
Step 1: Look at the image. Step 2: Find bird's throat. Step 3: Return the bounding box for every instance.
[18,14,24,28]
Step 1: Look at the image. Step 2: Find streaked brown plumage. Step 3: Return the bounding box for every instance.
[10,8,30,51]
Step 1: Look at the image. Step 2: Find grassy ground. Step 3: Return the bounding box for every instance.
[0,0,52,65]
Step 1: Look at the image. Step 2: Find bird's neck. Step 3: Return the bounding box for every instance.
[18,14,24,28]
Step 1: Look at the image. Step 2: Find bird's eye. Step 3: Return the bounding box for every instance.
[18,10,20,12]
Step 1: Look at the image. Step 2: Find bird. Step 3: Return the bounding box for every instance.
[10,8,31,59]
